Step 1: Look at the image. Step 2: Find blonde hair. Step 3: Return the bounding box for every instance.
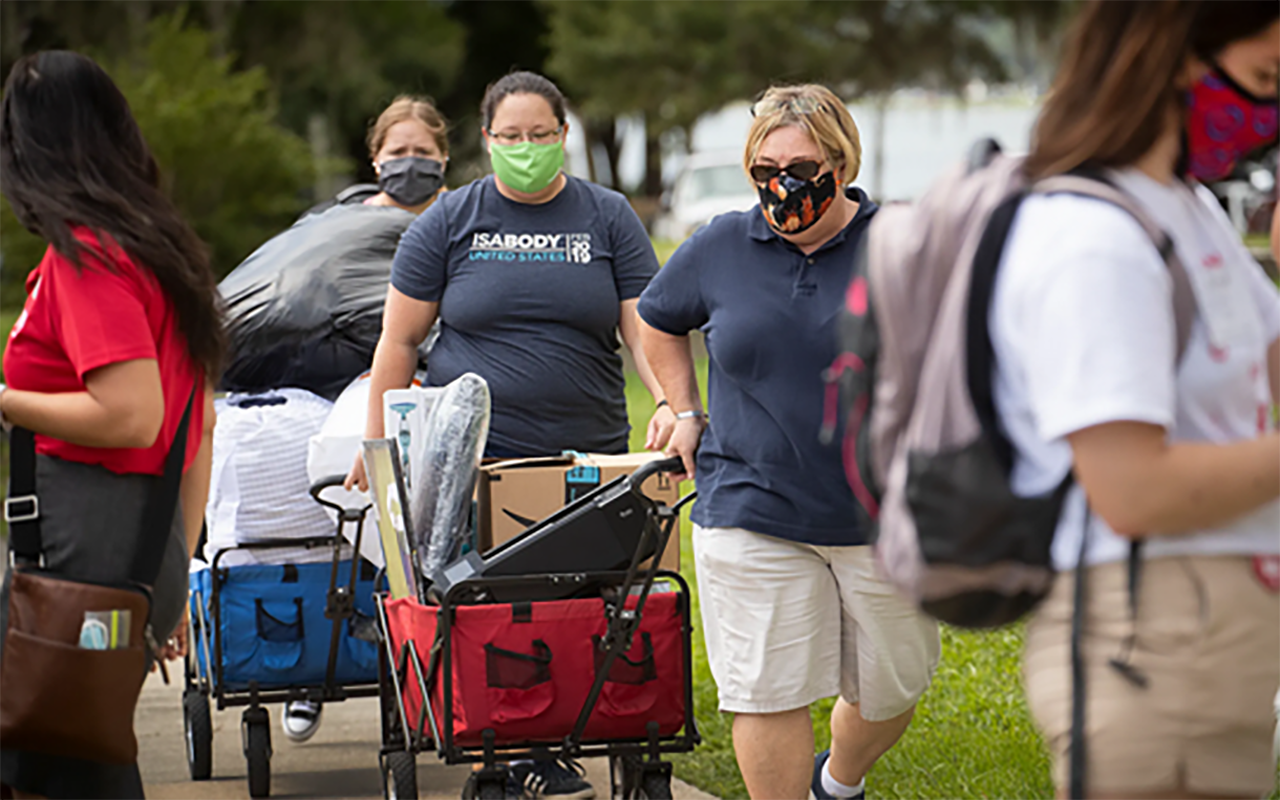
[367,95,449,160]
[743,84,862,184]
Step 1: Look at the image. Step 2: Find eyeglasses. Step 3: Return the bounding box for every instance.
[750,94,830,119]
[486,127,563,145]
[748,160,825,184]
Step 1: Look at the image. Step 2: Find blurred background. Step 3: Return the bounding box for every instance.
[1,0,1275,308]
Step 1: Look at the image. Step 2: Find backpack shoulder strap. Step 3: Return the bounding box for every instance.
[1031,175,1196,362]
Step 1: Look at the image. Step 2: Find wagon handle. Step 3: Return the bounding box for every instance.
[310,474,372,522]
[626,456,685,494]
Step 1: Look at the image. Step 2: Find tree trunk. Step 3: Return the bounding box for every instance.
[643,115,663,199]
[582,121,598,184]
[870,94,888,202]
[582,117,620,189]
[598,119,621,192]
[124,0,149,51]
[1,2,22,78]
[308,111,336,202]
[206,0,242,60]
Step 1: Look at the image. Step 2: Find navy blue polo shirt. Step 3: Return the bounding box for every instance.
[637,188,877,545]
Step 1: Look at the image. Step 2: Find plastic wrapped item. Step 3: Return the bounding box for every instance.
[410,373,491,579]
[383,384,445,490]
[306,371,430,566]
[206,389,337,565]
[218,204,439,400]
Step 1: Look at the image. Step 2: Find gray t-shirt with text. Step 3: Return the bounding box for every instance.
[391,175,658,456]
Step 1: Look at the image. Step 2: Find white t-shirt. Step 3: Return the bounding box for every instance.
[991,168,1280,569]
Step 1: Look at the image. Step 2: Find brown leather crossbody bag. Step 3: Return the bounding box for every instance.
[0,391,193,764]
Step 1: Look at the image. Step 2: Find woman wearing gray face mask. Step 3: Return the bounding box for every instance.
[366,95,449,214]
[277,94,450,744]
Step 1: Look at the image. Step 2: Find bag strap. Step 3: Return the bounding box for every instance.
[6,427,41,564]
[1068,507,1091,800]
[130,387,196,586]
[6,385,197,587]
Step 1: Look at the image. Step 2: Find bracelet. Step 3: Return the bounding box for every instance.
[655,399,669,410]
[674,409,706,421]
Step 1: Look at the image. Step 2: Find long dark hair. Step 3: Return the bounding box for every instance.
[1025,0,1279,180]
[0,51,225,377]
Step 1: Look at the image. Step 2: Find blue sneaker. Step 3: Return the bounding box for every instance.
[811,750,865,800]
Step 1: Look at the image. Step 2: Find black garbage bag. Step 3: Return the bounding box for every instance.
[218,202,436,400]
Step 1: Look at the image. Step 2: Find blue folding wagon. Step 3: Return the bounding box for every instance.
[183,477,382,798]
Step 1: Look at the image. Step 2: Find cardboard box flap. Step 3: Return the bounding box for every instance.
[482,455,575,474]
[578,452,670,469]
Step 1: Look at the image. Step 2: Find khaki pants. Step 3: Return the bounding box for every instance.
[1024,555,1280,797]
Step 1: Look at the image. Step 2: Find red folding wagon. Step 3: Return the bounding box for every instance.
[374,457,701,799]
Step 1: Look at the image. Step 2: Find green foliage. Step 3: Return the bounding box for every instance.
[0,199,47,309]
[544,2,1024,131]
[103,15,317,278]
[230,1,465,177]
[0,13,318,302]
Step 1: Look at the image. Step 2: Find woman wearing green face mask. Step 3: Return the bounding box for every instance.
[348,70,670,797]
[347,69,670,472]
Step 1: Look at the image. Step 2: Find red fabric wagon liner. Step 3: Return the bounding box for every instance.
[383,591,687,747]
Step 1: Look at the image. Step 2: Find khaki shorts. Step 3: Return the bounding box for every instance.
[1024,555,1280,797]
[693,525,940,718]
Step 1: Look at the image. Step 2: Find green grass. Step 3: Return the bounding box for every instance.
[652,238,683,267]
[623,366,1055,799]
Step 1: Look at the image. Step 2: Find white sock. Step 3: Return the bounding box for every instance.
[821,760,864,798]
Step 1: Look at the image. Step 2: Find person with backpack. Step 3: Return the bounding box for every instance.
[0,51,221,798]
[637,84,940,800]
[990,2,1279,797]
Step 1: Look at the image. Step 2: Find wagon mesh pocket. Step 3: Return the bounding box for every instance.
[255,598,304,641]
[592,633,656,684]
[485,640,552,689]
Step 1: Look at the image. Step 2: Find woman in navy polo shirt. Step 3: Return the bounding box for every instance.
[638,84,940,800]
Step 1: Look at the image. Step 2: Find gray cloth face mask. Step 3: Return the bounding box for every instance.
[377,156,445,207]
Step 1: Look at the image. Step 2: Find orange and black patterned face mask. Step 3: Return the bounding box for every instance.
[757,169,838,235]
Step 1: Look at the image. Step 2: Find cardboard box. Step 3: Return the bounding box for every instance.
[478,451,681,572]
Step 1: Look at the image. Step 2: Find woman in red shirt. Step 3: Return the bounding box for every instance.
[0,51,222,798]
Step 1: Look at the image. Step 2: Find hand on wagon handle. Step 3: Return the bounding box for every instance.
[344,451,369,492]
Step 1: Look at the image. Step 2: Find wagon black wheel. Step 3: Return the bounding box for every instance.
[383,751,418,800]
[244,714,272,798]
[610,754,639,798]
[476,778,507,800]
[638,769,672,800]
[183,689,213,780]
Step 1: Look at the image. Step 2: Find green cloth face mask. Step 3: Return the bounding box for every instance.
[489,140,565,194]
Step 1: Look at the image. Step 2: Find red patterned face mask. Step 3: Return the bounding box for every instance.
[1185,64,1278,183]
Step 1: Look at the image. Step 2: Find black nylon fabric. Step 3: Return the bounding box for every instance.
[218,203,436,399]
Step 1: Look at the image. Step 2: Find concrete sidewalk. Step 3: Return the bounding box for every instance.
[137,671,716,800]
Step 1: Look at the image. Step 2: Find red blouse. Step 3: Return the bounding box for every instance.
[3,228,205,475]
